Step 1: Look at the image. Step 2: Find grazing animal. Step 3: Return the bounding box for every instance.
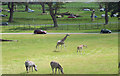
[77,45,87,54]
[50,61,64,74]
[25,60,37,73]
[56,34,70,49]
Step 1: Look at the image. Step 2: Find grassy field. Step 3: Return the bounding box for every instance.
[2,2,118,25]
[1,2,118,33]
[2,34,118,74]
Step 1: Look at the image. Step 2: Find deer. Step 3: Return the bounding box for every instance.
[77,45,87,54]
[25,60,37,73]
[50,61,64,74]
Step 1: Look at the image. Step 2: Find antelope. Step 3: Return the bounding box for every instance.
[25,60,37,73]
[50,61,64,74]
[77,45,87,54]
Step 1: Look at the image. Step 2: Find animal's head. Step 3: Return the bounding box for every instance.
[66,34,70,36]
[60,68,64,74]
[34,65,38,71]
[83,45,87,48]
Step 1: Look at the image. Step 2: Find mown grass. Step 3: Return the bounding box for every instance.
[2,34,118,74]
[1,2,118,33]
[2,2,118,25]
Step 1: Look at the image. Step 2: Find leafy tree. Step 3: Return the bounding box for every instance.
[98,2,119,25]
[46,2,64,27]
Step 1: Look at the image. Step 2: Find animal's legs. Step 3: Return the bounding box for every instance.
[58,69,60,74]
[52,68,54,74]
[61,45,62,50]
[26,66,28,71]
[84,49,85,54]
[55,68,57,74]
[32,66,33,72]
[27,67,29,73]
[80,49,82,55]
[77,49,79,54]
[64,44,65,48]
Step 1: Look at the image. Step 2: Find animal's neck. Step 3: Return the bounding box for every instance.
[57,64,62,69]
[61,35,68,42]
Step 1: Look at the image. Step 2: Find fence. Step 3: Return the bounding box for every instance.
[2,22,119,31]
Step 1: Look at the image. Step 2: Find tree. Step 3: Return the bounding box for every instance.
[46,2,64,27]
[98,2,119,25]
[8,2,14,22]
[47,2,58,27]
[25,2,29,11]
[40,2,46,13]
[107,2,119,18]
[105,3,108,25]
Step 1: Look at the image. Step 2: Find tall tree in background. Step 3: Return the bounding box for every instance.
[47,2,64,27]
[118,1,120,20]
[47,2,58,27]
[40,2,46,13]
[105,2,108,25]
[98,2,119,25]
[25,2,29,11]
[8,2,14,22]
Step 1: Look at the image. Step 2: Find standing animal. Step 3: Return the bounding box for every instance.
[77,45,87,54]
[25,60,37,73]
[56,34,70,49]
[50,61,64,74]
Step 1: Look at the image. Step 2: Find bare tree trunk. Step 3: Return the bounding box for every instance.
[118,1,120,20]
[47,3,58,27]
[41,2,45,13]
[8,2,14,22]
[25,3,28,11]
[105,3,108,25]
[51,14,58,27]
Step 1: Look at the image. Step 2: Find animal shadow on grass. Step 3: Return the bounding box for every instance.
[53,50,60,52]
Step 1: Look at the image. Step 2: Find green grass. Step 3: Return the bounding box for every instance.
[1,2,118,33]
[2,34,118,74]
[2,2,118,25]
[1,22,118,33]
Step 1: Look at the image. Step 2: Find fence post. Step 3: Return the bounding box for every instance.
[62,25,63,30]
[67,24,68,30]
[97,22,98,29]
[45,24,46,30]
[79,24,80,30]
[109,22,111,29]
[91,23,92,29]
[34,24,36,30]
[85,23,86,30]
[29,24,30,30]
[116,22,118,28]
[24,24,25,30]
